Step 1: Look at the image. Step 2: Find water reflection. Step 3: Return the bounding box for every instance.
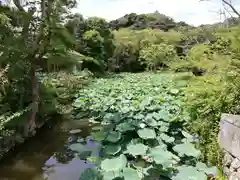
[43,156,95,180]
[0,120,99,180]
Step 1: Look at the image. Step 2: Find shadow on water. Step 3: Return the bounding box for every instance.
[0,119,99,180]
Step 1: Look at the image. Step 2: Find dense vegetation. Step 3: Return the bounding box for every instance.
[1,0,240,179]
[73,73,217,180]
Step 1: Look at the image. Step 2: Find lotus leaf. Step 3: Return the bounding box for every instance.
[134,113,145,120]
[181,130,193,139]
[116,123,135,132]
[106,131,122,143]
[137,128,156,139]
[150,146,180,168]
[159,133,175,143]
[125,143,148,156]
[69,143,91,154]
[102,170,122,180]
[101,154,127,172]
[196,162,218,176]
[122,168,142,180]
[173,142,201,158]
[145,115,158,127]
[104,145,122,155]
[91,131,107,141]
[172,166,207,180]
[157,110,171,121]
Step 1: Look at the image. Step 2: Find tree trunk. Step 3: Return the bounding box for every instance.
[24,60,39,137]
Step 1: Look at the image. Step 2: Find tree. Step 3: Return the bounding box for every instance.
[222,0,240,17]
[139,44,177,71]
[0,0,77,136]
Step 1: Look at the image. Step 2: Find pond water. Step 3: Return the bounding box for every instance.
[0,119,99,180]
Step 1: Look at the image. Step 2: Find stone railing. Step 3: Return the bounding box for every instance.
[219,113,240,180]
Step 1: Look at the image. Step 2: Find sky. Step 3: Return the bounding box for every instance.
[73,0,240,26]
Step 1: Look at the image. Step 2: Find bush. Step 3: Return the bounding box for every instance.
[139,43,177,71]
[184,28,240,166]
[185,74,229,165]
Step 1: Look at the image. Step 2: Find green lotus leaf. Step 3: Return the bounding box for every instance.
[91,131,107,141]
[104,145,122,155]
[69,143,91,154]
[137,128,156,139]
[134,113,145,120]
[196,162,218,176]
[172,166,207,180]
[158,125,169,132]
[145,115,158,127]
[102,170,121,180]
[173,142,201,158]
[106,131,122,143]
[150,146,180,168]
[159,133,175,143]
[125,143,148,156]
[156,137,168,149]
[103,113,115,121]
[116,122,135,132]
[122,168,142,180]
[86,156,101,164]
[181,130,194,139]
[101,154,127,172]
[157,110,171,121]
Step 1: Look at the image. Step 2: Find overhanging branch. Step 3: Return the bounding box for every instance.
[222,0,240,17]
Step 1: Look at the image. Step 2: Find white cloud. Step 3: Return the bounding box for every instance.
[73,0,239,26]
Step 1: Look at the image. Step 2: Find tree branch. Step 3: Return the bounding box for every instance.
[200,0,240,18]
[222,0,240,17]
[13,0,25,12]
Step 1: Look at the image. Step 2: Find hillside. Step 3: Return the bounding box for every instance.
[109,11,192,31]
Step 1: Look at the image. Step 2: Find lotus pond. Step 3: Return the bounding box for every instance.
[72,72,217,180]
[0,72,217,180]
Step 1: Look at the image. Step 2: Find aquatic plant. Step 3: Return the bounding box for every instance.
[72,72,217,180]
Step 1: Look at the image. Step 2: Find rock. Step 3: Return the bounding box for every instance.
[223,166,231,176]
[230,172,240,180]
[69,129,82,134]
[219,114,240,160]
[231,158,240,170]
[224,152,234,167]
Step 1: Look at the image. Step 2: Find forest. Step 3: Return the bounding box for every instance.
[1,0,240,179]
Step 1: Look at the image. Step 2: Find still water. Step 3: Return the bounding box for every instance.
[0,119,98,180]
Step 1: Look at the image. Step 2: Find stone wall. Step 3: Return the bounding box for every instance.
[219,113,240,180]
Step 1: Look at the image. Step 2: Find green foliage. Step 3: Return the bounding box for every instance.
[110,28,182,72]
[182,28,240,166]
[109,11,188,31]
[83,30,105,60]
[66,15,115,70]
[39,71,90,115]
[72,72,216,179]
[185,74,228,165]
[0,0,81,131]
[139,43,177,70]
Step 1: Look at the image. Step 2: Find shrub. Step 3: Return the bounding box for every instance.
[139,43,177,71]
[185,74,229,165]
